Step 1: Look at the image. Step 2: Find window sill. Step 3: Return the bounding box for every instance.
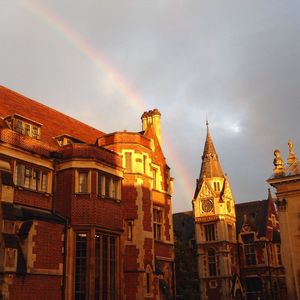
[97,195,121,203]
[16,186,51,196]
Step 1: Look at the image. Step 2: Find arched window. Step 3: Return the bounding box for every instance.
[208,248,217,276]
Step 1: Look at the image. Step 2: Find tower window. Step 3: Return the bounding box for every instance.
[213,182,220,191]
[208,248,217,276]
[204,224,216,241]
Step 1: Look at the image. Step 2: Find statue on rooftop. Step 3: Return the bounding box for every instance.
[273,149,284,175]
[287,139,298,164]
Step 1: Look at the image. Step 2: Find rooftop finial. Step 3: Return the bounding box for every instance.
[287,139,297,164]
[206,119,209,127]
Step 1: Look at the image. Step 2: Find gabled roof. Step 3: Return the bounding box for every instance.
[235,200,269,237]
[0,86,105,148]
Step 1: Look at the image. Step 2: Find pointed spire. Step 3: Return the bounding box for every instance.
[199,122,223,181]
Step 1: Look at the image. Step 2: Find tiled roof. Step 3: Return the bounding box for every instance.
[0,86,105,148]
[235,200,269,237]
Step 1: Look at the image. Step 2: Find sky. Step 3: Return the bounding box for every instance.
[1,0,300,212]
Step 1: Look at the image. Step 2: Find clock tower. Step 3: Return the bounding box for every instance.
[193,123,238,300]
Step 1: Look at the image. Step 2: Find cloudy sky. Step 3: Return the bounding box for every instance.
[1,0,300,212]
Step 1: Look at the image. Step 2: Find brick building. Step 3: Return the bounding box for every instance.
[174,124,286,300]
[0,86,174,300]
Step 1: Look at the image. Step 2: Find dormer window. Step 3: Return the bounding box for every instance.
[55,134,84,146]
[5,114,42,140]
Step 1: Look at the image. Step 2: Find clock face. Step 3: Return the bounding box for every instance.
[227,201,231,212]
[202,198,214,213]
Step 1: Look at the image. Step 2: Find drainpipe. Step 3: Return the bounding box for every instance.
[51,156,68,300]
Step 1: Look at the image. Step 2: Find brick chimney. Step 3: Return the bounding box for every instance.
[141,109,162,145]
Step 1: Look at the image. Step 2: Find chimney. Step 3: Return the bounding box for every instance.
[141,109,162,145]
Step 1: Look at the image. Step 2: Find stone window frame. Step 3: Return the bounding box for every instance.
[15,161,50,193]
[153,206,164,241]
[75,169,91,194]
[97,171,121,201]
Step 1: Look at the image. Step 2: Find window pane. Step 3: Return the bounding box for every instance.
[16,120,23,133]
[98,173,102,196]
[24,167,31,188]
[95,234,101,300]
[205,224,215,241]
[79,172,88,193]
[110,237,116,300]
[75,233,87,300]
[112,179,117,199]
[102,236,108,300]
[32,126,38,138]
[105,177,110,198]
[208,248,217,276]
[25,124,31,136]
[41,173,48,192]
[32,170,40,191]
[16,164,25,186]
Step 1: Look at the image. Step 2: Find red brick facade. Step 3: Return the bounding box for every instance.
[0,86,175,300]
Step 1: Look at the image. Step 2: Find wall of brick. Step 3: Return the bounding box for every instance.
[14,188,52,210]
[8,275,62,300]
[32,221,64,270]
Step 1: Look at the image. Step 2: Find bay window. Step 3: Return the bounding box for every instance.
[16,163,49,192]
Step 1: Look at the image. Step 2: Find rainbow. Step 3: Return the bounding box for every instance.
[24,0,195,208]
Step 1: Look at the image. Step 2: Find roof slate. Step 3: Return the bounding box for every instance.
[0,86,105,148]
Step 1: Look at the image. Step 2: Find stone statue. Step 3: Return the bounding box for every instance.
[273,149,284,175]
[287,139,297,164]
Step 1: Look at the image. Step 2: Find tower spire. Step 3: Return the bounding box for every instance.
[199,122,223,181]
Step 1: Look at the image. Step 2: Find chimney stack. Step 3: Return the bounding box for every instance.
[141,109,162,145]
